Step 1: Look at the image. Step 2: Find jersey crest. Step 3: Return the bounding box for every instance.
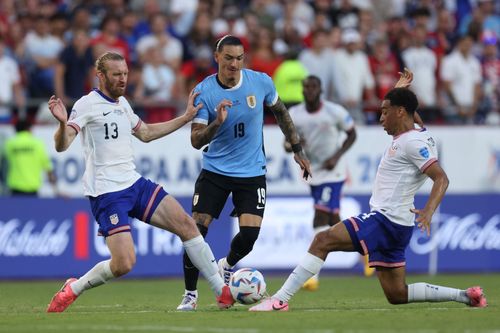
[109,214,119,225]
[246,95,257,108]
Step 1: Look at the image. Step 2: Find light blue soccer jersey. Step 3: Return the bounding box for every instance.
[192,69,278,177]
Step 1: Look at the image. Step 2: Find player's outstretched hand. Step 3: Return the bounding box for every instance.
[395,68,413,88]
[184,90,203,121]
[48,96,68,123]
[410,207,432,236]
[215,99,231,125]
[294,151,312,180]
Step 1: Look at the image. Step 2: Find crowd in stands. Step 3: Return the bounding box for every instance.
[0,0,498,126]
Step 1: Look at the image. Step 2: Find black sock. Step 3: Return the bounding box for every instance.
[183,224,208,291]
[226,226,260,266]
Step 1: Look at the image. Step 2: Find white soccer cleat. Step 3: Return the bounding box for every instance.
[249,297,289,312]
[217,258,234,285]
[176,292,198,311]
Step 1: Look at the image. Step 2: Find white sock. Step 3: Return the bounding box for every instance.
[184,289,198,298]
[408,282,469,304]
[70,259,114,295]
[183,235,224,296]
[221,257,233,270]
[275,252,324,302]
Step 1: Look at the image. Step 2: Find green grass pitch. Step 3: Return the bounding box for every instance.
[0,273,498,333]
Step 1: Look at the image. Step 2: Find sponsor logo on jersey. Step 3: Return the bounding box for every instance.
[246,95,256,108]
[419,147,430,159]
[109,214,119,225]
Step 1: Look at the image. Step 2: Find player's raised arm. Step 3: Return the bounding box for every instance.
[49,95,77,152]
[134,90,202,142]
[269,98,312,179]
[393,68,424,128]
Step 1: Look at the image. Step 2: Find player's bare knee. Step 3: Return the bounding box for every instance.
[112,256,136,277]
[311,230,332,253]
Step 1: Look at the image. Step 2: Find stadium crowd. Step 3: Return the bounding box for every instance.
[0,0,498,125]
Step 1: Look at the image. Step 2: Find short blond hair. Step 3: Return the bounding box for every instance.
[95,51,125,73]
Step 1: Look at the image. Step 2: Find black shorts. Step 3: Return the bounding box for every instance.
[192,169,267,218]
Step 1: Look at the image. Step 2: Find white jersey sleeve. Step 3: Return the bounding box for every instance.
[120,97,142,132]
[405,137,438,172]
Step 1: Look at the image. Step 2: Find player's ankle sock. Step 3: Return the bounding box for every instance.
[184,289,198,298]
[70,259,114,295]
[220,257,233,270]
[275,252,324,302]
[183,235,224,296]
[408,282,469,303]
[182,225,208,290]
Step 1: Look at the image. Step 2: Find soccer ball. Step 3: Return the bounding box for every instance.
[229,268,267,305]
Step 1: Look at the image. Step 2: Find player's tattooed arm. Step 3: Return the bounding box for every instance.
[269,98,312,179]
[191,99,231,149]
[191,122,221,149]
[269,98,300,145]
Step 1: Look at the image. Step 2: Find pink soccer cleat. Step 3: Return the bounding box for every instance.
[466,286,487,308]
[47,278,79,312]
[216,285,235,309]
[249,297,289,312]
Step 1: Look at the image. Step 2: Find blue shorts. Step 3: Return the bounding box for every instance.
[310,181,344,213]
[89,177,168,237]
[343,211,414,268]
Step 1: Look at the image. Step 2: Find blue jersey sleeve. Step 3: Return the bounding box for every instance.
[193,84,210,125]
[260,73,279,106]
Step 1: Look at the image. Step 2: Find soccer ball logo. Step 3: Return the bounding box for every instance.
[229,268,266,305]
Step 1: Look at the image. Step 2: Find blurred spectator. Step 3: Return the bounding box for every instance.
[3,120,56,196]
[212,5,249,46]
[299,28,337,101]
[130,0,169,41]
[134,46,177,122]
[90,15,129,64]
[181,11,215,62]
[169,0,199,37]
[136,13,183,70]
[21,15,64,100]
[459,0,500,40]
[179,45,217,95]
[54,29,94,108]
[272,48,307,119]
[50,12,69,42]
[440,34,482,124]
[331,0,360,30]
[275,1,311,41]
[0,37,25,123]
[368,37,399,117]
[427,8,457,64]
[479,32,499,124]
[119,10,140,64]
[249,26,283,78]
[402,25,441,123]
[64,6,94,41]
[333,29,376,124]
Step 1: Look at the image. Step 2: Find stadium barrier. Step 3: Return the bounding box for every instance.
[0,193,498,279]
[0,125,499,277]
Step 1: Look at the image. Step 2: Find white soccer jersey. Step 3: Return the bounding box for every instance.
[369,129,438,226]
[68,90,142,196]
[289,100,354,185]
